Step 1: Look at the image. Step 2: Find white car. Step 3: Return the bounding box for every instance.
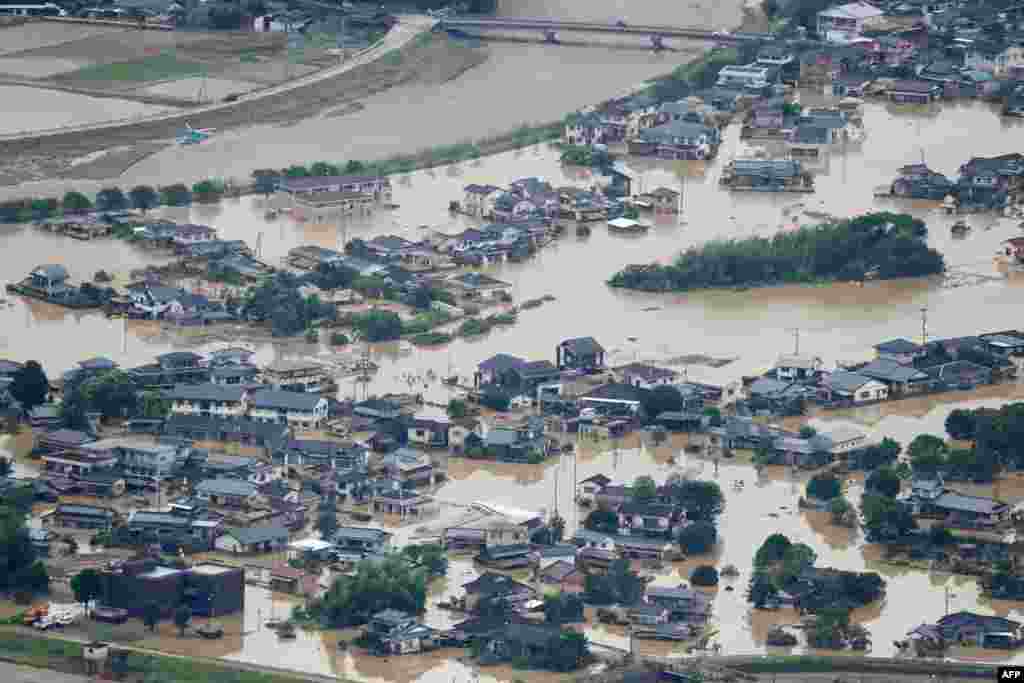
[510,395,532,409]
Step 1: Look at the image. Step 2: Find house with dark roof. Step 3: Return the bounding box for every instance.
[51,504,116,530]
[936,611,1021,647]
[475,354,526,388]
[332,526,391,555]
[618,501,680,537]
[924,361,993,389]
[462,184,504,218]
[365,609,438,655]
[462,572,536,611]
[556,337,606,371]
[130,351,211,388]
[166,384,248,419]
[819,370,889,405]
[277,174,391,200]
[857,359,933,396]
[195,478,259,508]
[478,622,573,665]
[248,389,327,429]
[888,79,941,104]
[644,585,712,622]
[163,416,289,452]
[279,439,367,471]
[482,418,546,462]
[874,338,925,364]
[614,362,679,389]
[214,524,290,554]
[476,543,537,570]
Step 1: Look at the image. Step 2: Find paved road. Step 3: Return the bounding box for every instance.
[0,662,90,683]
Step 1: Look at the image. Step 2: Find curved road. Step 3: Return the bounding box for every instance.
[0,14,435,148]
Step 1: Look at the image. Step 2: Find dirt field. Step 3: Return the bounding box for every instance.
[0,32,487,185]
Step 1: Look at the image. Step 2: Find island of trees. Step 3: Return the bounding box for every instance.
[608,212,944,292]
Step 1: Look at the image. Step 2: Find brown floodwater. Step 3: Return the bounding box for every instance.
[6,96,1024,677]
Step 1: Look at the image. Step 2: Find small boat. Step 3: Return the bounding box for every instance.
[951,220,971,235]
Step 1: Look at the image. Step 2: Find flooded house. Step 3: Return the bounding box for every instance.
[277,174,392,202]
[195,478,260,508]
[380,447,437,487]
[888,79,941,104]
[934,611,1021,648]
[248,389,328,429]
[98,560,244,618]
[331,526,391,555]
[720,159,814,192]
[556,336,606,371]
[613,362,679,389]
[365,610,437,655]
[890,163,955,199]
[27,264,71,298]
[644,585,712,623]
[816,1,884,42]
[563,111,608,146]
[855,358,933,397]
[477,542,537,570]
[214,524,290,554]
[286,245,345,270]
[902,474,1010,528]
[819,370,889,405]
[774,354,823,382]
[260,360,331,394]
[447,272,512,301]
[50,504,116,530]
[538,559,585,593]
[627,119,720,161]
[130,352,209,388]
[462,184,504,218]
[461,572,536,611]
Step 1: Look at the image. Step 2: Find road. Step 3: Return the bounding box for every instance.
[0,662,90,683]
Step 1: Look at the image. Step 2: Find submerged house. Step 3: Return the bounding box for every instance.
[721,159,813,191]
[628,119,720,161]
[890,163,955,199]
[556,337,606,371]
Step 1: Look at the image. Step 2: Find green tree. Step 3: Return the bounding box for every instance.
[143,602,160,632]
[678,520,717,555]
[633,475,657,501]
[799,425,817,439]
[860,493,916,541]
[191,179,224,203]
[10,360,48,411]
[305,554,429,627]
[129,185,159,213]
[584,509,618,534]
[690,565,719,586]
[62,191,93,212]
[780,542,817,581]
[95,187,127,212]
[330,332,350,346]
[908,434,947,473]
[945,409,978,441]
[747,571,777,608]
[173,605,191,637]
[929,524,954,546]
[70,568,103,612]
[310,161,340,176]
[284,165,309,177]
[543,593,584,624]
[79,370,139,420]
[30,198,58,221]
[754,533,791,567]
[855,436,901,470]
[666,478,724,522]
[447,399,468,419]
[806,472,841,500]
[352,310,403,342]
[640,385,684,419]
[344,160,366,174]
[141,391,171,419]
[160,183,192,207]
[0,504,47,595]
[865,466,901,498]
[403,543,448,576]
[479,388,511,412]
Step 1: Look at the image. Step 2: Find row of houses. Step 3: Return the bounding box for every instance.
[888,153,1024,210]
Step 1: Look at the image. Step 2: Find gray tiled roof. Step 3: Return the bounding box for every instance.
[223,524,289,545]
[165,384,246,403]
[196,478,258,497]
[249,389,323,412]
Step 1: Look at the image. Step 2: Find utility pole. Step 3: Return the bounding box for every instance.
[921,306,929,347]
[945,585,956,616]
[788,328,801,355]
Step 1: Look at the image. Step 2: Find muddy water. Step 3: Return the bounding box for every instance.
[0,85,173,136]
[5,97,1024,676]
[496,0,747,30]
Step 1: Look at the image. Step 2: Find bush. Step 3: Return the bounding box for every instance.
[330,332,350,346]
[690,565,719,586]
[678,520,717,555]
[95,187,127,212]
[160,183,192,206]
[304,327,319,343]
[129,185,159,212]
[806,472,841,500]
[62,191,93,212]
[191,179,224,203]
[411,332,453,346]
[479,388,511,411]
[459,318,490,336]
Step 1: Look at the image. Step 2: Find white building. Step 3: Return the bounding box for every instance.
[166,385,248,418]
[816,1,885,43]
[248,389,327,429]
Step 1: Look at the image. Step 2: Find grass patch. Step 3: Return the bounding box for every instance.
[411,331,453,346]
[0,629,352,683]
[65,52,206,83]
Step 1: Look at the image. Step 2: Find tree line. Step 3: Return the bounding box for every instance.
[608,212,945,292]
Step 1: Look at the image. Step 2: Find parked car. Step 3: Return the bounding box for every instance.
[510,395,532,409]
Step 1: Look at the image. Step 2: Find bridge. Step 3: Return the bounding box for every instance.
[440,16,771,49]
